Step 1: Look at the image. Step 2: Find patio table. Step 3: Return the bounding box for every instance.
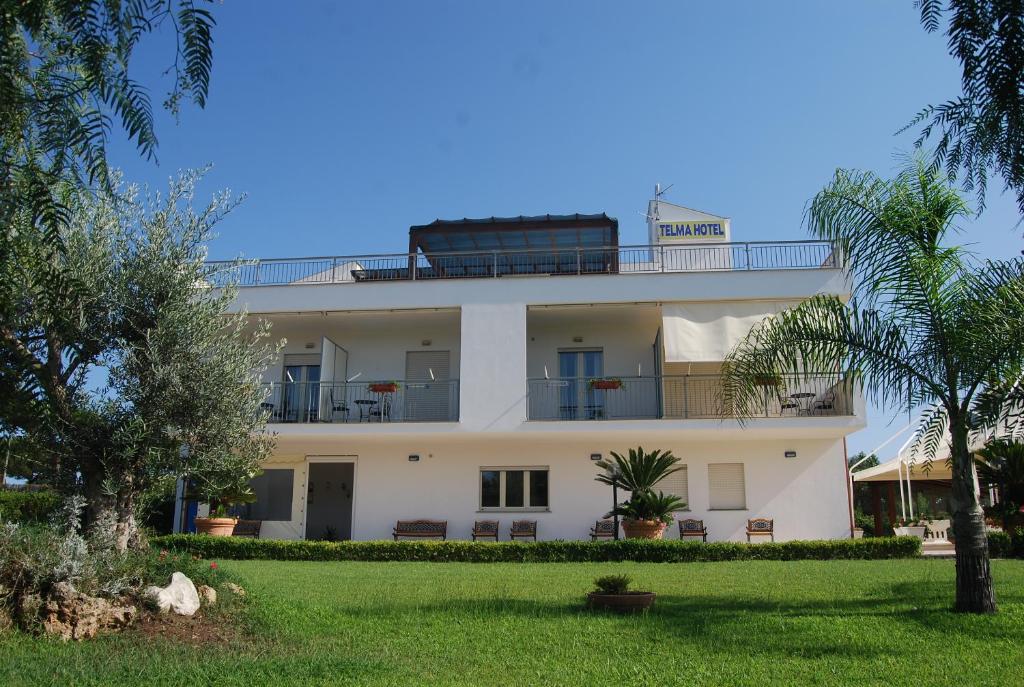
[790,392,815,415]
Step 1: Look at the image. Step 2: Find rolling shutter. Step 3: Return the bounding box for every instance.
[659,466,689,510]
[708,463,746,510]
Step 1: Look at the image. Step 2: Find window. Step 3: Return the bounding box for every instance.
[480,468,549,510]
[708,463,746,510]
[659,465,689,510]
[237,469,294,521]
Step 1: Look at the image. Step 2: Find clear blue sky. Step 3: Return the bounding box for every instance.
[108,1,1023,460]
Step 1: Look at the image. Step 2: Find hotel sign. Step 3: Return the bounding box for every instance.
[657,220,728,242]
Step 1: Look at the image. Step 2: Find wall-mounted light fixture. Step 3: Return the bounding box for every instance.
[304,342,316,349]
[590,453,602,461]
[408,455,420,462]
[784,450,797,459]
[421,339,432,346]
[573,336,584,343]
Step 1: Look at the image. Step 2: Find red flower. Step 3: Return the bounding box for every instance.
[210,561,218,569]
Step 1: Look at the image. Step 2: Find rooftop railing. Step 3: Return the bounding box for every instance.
[207,241,839,287]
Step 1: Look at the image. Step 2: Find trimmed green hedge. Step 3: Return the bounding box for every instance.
[987,530,1024,558]
[150,534,922,563]
[0,488,61,524]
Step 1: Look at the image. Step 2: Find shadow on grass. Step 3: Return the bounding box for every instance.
[323,581,1019,661]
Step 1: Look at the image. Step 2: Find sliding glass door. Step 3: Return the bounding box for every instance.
[283,364,321,422]
[558,350,603,420]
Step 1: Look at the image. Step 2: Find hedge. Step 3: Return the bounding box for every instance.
[0,488,61,524]
[150,534,922,563]
[987,530,1024,559]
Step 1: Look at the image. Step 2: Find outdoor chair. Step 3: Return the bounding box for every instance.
[776,393,800,415]
[369,396,392,422]
[329,389,350,423]
[232,519,262,539]
[509,520,537,541]
[589,519,616,541]
[392,519,447,540]
[813,390,836,413]
[471,520,500,541]
[746,518,774,542]
[678,518,708,542]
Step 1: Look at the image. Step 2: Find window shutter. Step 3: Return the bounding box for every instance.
[708,463,746,510]
[659,465,689,509]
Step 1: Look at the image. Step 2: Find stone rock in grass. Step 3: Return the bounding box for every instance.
[223,582,246,597]
[39,582,135,641]
[145,572,201,617]
[198,584,217,606]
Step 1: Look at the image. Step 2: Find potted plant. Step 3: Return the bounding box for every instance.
[586,574,655,613]
[595,447,686,540]
[589,377,623,391]
[192,481,256,537]
[368,381,400,393]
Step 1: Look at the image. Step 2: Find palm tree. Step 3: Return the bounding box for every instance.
[721,158,1024,614]
[595,447,686,539]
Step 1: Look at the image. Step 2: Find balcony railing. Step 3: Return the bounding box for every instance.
[207,241,839,287]
[261,380,459,424]
[526,374,853,421]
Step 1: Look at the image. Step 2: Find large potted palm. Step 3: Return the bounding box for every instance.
[595,447,686,539]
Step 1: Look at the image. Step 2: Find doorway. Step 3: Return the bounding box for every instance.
[305,462,355,541]
[404,350,452,421]
[282,355,321,422]
[558,349,604,419]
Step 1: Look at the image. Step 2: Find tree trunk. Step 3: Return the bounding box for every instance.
[949,419,997,614]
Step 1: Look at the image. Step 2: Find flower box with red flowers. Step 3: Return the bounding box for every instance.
[368,382,399,393]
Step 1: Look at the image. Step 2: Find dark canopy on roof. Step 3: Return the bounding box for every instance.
[408,213,618,254]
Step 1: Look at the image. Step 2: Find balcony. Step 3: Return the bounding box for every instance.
[207,241,839,287]
[525,374,853,421]
[261,380,459,424]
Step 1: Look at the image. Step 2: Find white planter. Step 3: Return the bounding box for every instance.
[852,528,864,539]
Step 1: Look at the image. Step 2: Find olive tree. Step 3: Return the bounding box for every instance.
[0,169,280,549]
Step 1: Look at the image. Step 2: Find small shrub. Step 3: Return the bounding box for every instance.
[150,534,922,563]
[987,531,1014,558]
[593,574,631,594]
[0,489,61,524]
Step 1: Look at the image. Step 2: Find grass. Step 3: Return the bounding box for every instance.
[2,559,1023,686]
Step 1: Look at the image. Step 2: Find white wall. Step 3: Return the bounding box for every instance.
[257,434,851,543]
[459,303,527,431]
[262,311,461,385]
[526,307,661,379]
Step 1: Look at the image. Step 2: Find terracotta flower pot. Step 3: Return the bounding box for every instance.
[586,591,657,613]
[368,383,399,393]
[621,519,667,539]
[195,516,238,537]
[590,380,622,390]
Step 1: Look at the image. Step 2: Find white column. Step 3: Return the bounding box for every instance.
[459,303,527,431]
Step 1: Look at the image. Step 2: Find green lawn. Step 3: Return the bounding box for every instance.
[3,559,1023,686]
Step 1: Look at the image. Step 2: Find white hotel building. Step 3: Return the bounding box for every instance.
[198,197,864,542]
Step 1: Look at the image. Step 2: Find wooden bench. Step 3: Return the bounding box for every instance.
[471,520,499,541]
[509,520,537,541]
[232,519,262,539]
[678,518,707,542]
[746,518,774,542]
[590,519,615,541]
[393,519,447,540]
